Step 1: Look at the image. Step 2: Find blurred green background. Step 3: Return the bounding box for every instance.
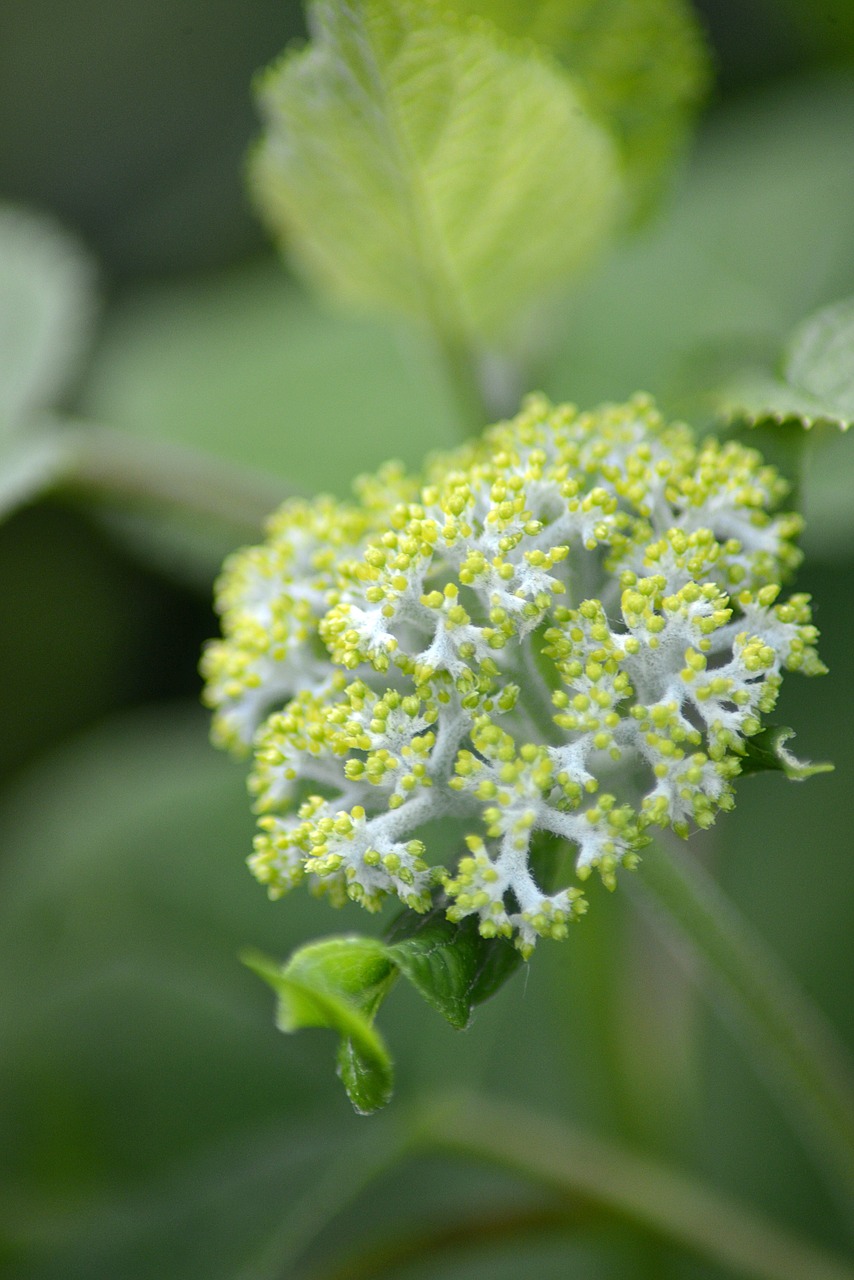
[1,2,853,1277]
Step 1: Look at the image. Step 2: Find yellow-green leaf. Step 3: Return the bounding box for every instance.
[450,0,710,219]
[251,0,622,347]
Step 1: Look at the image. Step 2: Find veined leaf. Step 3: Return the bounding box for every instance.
[244,905,523,1112]
[722,296,854,431]
[739,726,833,782]
[251,0,622,347]
[450,0,710,219]
[384,905,523,1027]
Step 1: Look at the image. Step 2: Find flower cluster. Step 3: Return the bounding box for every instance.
[203,395,823,955]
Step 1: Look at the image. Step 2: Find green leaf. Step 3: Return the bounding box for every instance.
[81,259,458,497]
[722,296,854,431]
[0,207,98,520]
[0,705,376,1229]
[245,907,523,1112]
[738,726,834,782]
[0,204,97,431]
[76,258,459,582]
[250,0,622,347]
[243,940,397,1114]
[385,904,523,1027]
[542,75,854,415]
[0,429,73,520]
[449,0,710,220]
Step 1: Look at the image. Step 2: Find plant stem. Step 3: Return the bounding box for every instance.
[431,331,492,438]
[634,840,854,1206]
[49,418,294,535]
[241,1093,854,1280]
[236,1121,410,1280]
[411,1093,854,1280]
[310,1204,595,1280]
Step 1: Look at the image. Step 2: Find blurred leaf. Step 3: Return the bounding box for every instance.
[714,293,854,561]
[0,0,305,279]
[449,0,709,219]
[0,706,551,1275]
[0,206,98,518]
[80,259,459,500]
[0,204,97,431]
[246,907,524,1113]
[778,0,854,64]
[543,75,854,415]
[251,0,622,347]
[0,429,72,519]
[0,705,393,1275]
[721,296,854,431]
[738,726,834,782]
[0,707,362,1184]
[801,428,854,561]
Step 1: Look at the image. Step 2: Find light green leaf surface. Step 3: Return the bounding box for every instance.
[722,296,854,431]
[80,259,459,498]
[543,75,854,415]
[450,0,709,219]
[540,74,854,560]
[75,258,461,581]
[0,204,97,431]
[251,0,622,347]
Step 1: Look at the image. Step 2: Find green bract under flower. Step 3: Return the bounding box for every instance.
[203,395,824,955]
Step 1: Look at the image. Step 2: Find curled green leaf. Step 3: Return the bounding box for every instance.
[384,904,523,1028]
[738,725,833,782]
[243,940,397,1114]
[243,905,522,1112]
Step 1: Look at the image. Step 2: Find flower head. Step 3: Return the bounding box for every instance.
[203,395,823,955]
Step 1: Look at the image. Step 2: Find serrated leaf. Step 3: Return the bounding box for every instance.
[450,0,709,220]
[245,907,523,1111]
[722,296,854,431]
[739,726,833,782]
[785,297,854,424]
[0,205,97,431]
[243,940,397,1114]
[251,0,622,347]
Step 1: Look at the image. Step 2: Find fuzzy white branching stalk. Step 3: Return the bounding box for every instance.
[203,394,823,955]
